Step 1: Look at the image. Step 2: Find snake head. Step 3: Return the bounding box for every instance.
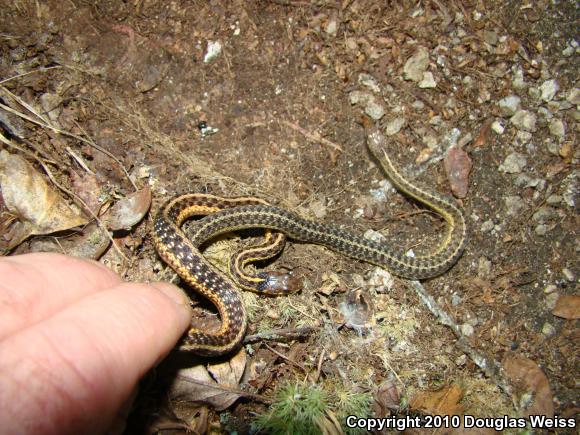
[257,271,302,295]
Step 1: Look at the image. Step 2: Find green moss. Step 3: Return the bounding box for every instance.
[254,383,328,435]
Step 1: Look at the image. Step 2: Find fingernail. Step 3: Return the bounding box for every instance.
[151,282,190,307]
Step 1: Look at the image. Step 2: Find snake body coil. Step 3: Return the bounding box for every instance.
[153,129,467,355]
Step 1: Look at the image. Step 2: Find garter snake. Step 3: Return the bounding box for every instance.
[152,128,467,356]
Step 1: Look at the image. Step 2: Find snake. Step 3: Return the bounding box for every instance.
[152,128,467,356]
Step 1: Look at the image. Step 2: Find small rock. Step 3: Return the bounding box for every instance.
[364,229,386,244]
[461,323,474,337]
[512,67,526,89]
[365,100,385,120]
[566,88,580,105]
[548,119,565,137]
[510,110,537,132]
[451,293,463,306]
[477,257,492,277]
[498,152,527,174]
[517,133,535,148]
[545,139,560,156]
[545,292,559,310]
[491,120,505,134]
[324,17,338,36]
[358,73,381,93]
[546,194,562,205]
[540,79,558,102]
[309,199,327,219]
[544,284,557,294]
[541,322,556,337]
[483,30,499,45]
[498,95,521,116]
[444,146,472,198]
[385,117,406,135]
[547,101,561,112]
[349,91,385,120]
[514,174,545,190]
[481,219,495,233]
[562,268,575,282]
[203,40,222,63]
[418,72,437,88]
[562,172,578,207]
[455,354,467,366]
[535,224,549,236]
[403,46,430,82]
[367,267,394,292]
[562,40,578,57]
[349,90,371,105]
[528,86,541,100]
[532,206,557,223]
[505,195,526,216]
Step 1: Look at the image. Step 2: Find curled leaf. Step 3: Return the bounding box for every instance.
[168,348,247,411]
[0,150,87,250]
[503,353,554,417]
[105,186,151,231]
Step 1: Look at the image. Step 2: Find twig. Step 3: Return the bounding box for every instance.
[281,120,343,152]
[243,326,314,344]
[313,348,326,383]
[264,343,309,374]
[407,280,513,395]
[65,146,96,175]
[0,85,52,126]
[0,65,62,85]
[175,375,272,404]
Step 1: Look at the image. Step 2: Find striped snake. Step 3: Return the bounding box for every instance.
[152,128,467,356]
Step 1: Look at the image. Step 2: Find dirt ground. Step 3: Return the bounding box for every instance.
[0,0,578,433]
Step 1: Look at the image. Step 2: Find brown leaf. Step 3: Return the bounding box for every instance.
[410,384,464,415]
[0,150,87,250]
[444,146,472,198]
[168,348,247,411]
[552,295,580,319]
[372,380,400,417]
[207,347,247,387]
[503,353,554,417]
[473,119,492,148]
[105,186,151,231]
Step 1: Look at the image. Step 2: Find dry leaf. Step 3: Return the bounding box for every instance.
[105,186,151,231]
[0,150,87,250]
[503,354,554,417]
[169,348,247,411]
[410,384,464,415]
[552,295,580,319]
[473,119,492,148]
[373,380,400,417]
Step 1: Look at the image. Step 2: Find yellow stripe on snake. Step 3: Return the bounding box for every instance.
[152,128,467,356]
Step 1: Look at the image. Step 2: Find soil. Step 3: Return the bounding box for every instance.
[0,0,578,433]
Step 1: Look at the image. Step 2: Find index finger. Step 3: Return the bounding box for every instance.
[0,253,122,340]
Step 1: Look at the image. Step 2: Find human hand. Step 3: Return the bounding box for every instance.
[0,253,192,435]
